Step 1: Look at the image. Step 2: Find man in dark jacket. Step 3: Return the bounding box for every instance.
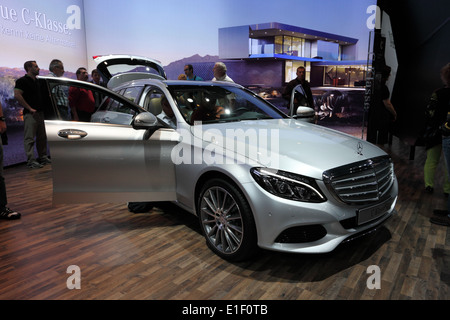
[282,66,314,112]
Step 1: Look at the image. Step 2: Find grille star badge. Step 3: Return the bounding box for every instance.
[357,142,363,156]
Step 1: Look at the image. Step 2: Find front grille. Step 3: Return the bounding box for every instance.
[323,156,394,205]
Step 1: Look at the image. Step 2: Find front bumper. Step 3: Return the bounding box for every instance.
[242,176,398,254]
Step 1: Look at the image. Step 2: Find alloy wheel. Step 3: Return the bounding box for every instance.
[200,186,244,255]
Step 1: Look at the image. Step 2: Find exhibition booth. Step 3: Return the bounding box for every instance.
[1,0,380,166]
[2,0,450,305]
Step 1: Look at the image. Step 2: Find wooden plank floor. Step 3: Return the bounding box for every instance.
[0,136,448,300]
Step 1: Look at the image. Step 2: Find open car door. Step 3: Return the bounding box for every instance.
[41,76,178,204]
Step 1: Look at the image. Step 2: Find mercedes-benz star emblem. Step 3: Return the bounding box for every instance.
[357,142,363,155]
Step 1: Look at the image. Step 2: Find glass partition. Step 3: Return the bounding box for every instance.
[285,61,311,83]
[323,65,367,87]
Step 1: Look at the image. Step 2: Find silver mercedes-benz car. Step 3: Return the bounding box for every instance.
[42,55,398,261]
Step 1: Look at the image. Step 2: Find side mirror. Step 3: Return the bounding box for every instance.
[289,84,311,116]
[133,112,159,129]
[296,106,315,123]
[289,84,315,122]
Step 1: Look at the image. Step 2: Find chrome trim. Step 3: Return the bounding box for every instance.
[323,156,394,205]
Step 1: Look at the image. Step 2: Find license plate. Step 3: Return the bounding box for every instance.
[357,197,394,225]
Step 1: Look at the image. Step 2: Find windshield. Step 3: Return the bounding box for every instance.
[168,85,287,125]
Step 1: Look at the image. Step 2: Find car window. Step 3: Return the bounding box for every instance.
[98,97,136,115]
[66,84,97,122]
[47,82,70,120]
[168,85,287,125]
[140,87,176,128]
[142,88,165,116]
[121,86,143,103]
[46,80,143,125]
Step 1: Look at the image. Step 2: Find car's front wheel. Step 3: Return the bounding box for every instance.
[198,178,258,261]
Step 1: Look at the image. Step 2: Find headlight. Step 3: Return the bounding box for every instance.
[250,167,326,203]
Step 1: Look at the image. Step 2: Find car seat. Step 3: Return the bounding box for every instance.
[147,97,162,116]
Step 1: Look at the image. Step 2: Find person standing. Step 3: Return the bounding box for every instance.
[430,63,450,227]
[14,60,50,169]
[366,65,397,145]
[0,100,21,219]
[282,66,314,111]
[90,69,106,87]
[69,67,96,122]
[90,69,106,109]
[422,62,450,195]
[48,59,70,120]
[212,62,233,82]
[184,64,203,81]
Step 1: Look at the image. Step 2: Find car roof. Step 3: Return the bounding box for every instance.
[39,75,244,92]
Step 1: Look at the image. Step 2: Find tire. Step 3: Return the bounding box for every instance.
[197,178,258,261]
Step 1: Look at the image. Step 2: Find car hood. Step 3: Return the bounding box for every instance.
[190,119,385,179]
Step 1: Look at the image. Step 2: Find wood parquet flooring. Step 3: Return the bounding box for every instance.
[0,137,448,300]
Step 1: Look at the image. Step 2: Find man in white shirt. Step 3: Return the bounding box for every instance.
[212,62,234,82]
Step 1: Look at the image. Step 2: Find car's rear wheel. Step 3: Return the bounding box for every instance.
[198,178,257,261]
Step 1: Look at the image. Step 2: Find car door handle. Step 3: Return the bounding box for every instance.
[58,129,88,140]
[102,117,111,123]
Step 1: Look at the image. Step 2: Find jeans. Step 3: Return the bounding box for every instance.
[441,136,450,210]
